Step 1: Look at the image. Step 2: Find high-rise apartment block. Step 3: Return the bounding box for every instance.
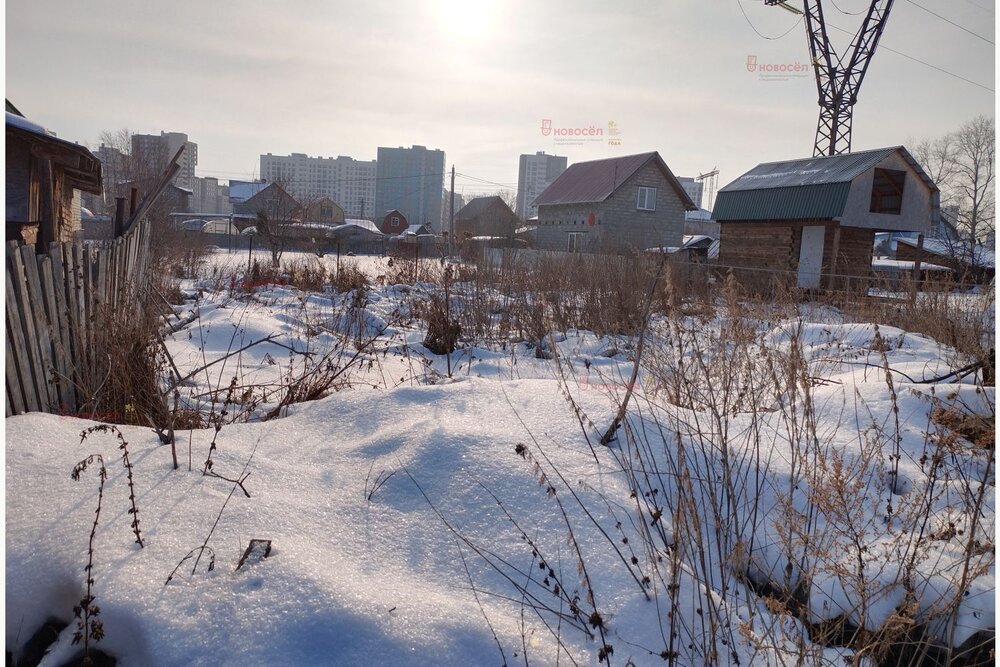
[131,131,198,189]
[191,177,232,215]
[516,151,567,220]
[259,153,377,219]
[375,145,446,230]
[676,177,704,210]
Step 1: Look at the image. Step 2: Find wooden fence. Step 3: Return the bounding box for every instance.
[6,220,153,417]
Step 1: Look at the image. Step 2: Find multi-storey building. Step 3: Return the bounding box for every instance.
[516,151,567,221]
[259,153,376,218]
[676,176,704,209]
[374,145,446,230]
[442,189,466,232]
[131,131,198,189]
[191,177,232,215]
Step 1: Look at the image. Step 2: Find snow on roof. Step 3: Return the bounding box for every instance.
[681,235,714,248]
[872,258,952,273]
[402,224,431,236]
[5,111,52,137]
[896,237,995,268]
[338,219,383,235]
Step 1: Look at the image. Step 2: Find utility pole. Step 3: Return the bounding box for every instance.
[449,165,456,258]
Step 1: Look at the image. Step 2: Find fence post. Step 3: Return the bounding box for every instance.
[910,233,924,304]
[114,197,126,239]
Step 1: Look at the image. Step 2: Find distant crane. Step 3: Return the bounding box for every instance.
[765,0,895,156]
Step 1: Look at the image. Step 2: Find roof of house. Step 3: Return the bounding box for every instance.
[6,111,102,194]
[337,219,383,235]
[229,180,270,204]
[713,146,938,222]
[455,196,512,221]
[896,237,995,269]
[531,152,697,210]
[402,223,431,235]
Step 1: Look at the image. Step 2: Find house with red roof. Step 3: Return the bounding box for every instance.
[531,152,696,254]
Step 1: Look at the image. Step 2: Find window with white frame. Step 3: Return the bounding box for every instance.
[637,186,656,211]
[567,232,584,253]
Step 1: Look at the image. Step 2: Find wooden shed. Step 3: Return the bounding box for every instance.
[712,146,938,293]
[6,105,102,249]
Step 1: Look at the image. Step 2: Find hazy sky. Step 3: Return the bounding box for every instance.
[5,0,996,201]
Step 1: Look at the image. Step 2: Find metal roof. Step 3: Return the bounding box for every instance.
[531,152,696,210]
[455,195,510,221]
[228,180,270,203]
[712,146,938,222]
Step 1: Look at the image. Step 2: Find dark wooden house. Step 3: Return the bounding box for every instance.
[6,104,102,249]
[304,197,346,224]
[712,146,938,292]
[454,196,518,240]
[895,237,994,285]
[233,182,301,220]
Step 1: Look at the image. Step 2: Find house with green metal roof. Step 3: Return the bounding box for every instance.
[712,146,939,292]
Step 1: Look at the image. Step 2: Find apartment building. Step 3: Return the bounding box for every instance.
[260,152,376,218]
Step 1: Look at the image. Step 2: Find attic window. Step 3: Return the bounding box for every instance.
[391,216,400,225]
[637,187,656,211]
[870,168,905,215]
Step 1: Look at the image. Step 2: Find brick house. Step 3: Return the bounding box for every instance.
[713,146,939,292]
[531,152,695,253]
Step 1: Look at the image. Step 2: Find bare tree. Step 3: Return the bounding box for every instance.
[953,115,995,245]
[912,134,960,212]
[250,179,302,267]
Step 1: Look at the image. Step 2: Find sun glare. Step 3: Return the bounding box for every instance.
[435,0,496,39]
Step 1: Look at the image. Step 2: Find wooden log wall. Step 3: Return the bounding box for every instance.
[5,220,152,416]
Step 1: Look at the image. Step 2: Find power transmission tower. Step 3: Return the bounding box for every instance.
[696,168,719,212]
[766,0,895,156]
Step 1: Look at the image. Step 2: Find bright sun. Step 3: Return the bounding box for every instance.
[434,0,497,39]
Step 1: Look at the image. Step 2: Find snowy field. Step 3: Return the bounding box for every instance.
[6,249,995,666]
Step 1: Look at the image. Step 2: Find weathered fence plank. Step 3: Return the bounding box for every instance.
[5,221,152,417]
[21,244,59,411]
[49,243,78,409]
[10,246,49,412]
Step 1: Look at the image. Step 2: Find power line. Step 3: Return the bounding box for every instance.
[736,0,803,39]
[198,170,448,186]
[903,0,995,45]
[455,172,517,189]
[829,0,866,16]
[956,0,994,14]
[825,21,995,91]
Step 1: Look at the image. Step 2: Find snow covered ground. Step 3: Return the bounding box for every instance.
[6,250,995,666]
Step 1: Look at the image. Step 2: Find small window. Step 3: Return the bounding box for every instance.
[870,168,905,215]
[567,232,584,253]
[391,216,400,225]
[637,187,656,211]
